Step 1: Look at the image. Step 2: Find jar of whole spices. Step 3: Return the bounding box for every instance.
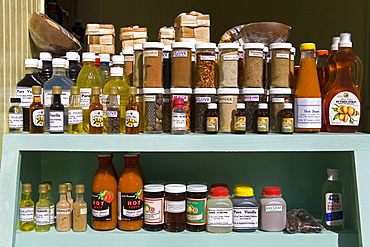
[270,43,292,88]
[133,44,144,88]
[195,43,217,88]
[243,43,264,88]
[143,87,164,133]
[206,103,218,134]
[218,43,239,88]
[218,88,239,133]
[162,45,172,89]
[162,89,171,133]
[269,88,292,133]
[123,48,134,86]
[242,88,266,133]
[171,42,193,88]
[194,88,216,133]
[170,88,192,133]
[143,42,164,88]
[143,184,165,231]
[164,184,186,232]
[186,184,208,232]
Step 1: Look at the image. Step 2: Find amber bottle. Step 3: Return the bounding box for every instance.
[29,86,44,133]
[125,86,140,134]
[89,86,104,134]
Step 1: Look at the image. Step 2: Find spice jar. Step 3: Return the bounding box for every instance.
[195,43,216,88]
[162,45,172,89]
[218,88,239,133]
[143,184,165,231]
[170,88,192,133]
[242,88,266,133]
[194,88,216,133]
[270,43,292,88]
[269,88,292,133]
[123,48,134,85]
[171,42,193,88]
[218,43,239,88]
[259,186,287,231]
[186,184,207,232]
[162,89,171,133]
[133,44,144,88]
[243,43,264,88]
[143,88,164,133]
[143,42,164,88]
[164,184,186,232]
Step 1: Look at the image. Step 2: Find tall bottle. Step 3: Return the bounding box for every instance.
[73,184,87,232]
[35,184,50,232]
[106,87,121,134]
[89,86,104,134]
[16,58,44,132]
[323,33,362,133]
[126,86,140,134]
[56,184,71,232]
[68,86,83,134]
[99,54,111,87]
[40,52,53,81]
[322,168,344,230]
[29,86,44,134]
[66,51,82,83]
[49,86,65,134]
[19,183,35,232]
[294,43,321,133]
[76,52,102,133]
[43,182,55,227]
[118,154,144,231]
[92,154,118,230]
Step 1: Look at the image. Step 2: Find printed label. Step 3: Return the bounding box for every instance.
[294,98,321,128]
[272,97,285,103]
[257,117,269,132]
[50,205,55,224]
[80,88,92,109]
[173,51,188,58]
[329,91,360,126]
[173,95,189,102]
[162,52,170,59]
[233,207,258,229]
[325,193,343,226]
[290,54,295,60]
[222,55,239,61]
[186,198,206,225]
[276,53,290,59]
[68,109,83,124]
[136,96,143,103]
[17,86,33,107]
[265,205,283,212]
[118,190,143,221]
[43,90,70,107]
[125,55,134,62]
[20,206,34,222]
[248,50,263,57]
[90,110,104,127]
[107,110,118,118]
[144,50,159,57]
[32,109,44,126]
[282,117,294,133]
[244,95,260,102]
[207,208,233,226]
[144,95,156,102]
[165,200,186,213]
[172,112,186,131]
[206,117,218,132]
[49,110,64,132]
[196,97,211,104]
[163,98,170,103]
[56,208,71,215]
[80,208,88,215]
[126,110,139,127]
[9,113,23,128]
[219,96,233,104]
[200,55,216,61]
[36,207,50,225]
[234,116,246,131]
[92,191,114,221]
[144,197,164,224]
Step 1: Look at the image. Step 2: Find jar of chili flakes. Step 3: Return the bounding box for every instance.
[195,43,217,88]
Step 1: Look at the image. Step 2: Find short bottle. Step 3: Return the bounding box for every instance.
[29,85,44,134]
[88,86,104,134]
[259,186,287,231]
[35,184,50,232]
[143,184,165,231]
[257,103,269,134]
[73,184,87,232]
[186,184,207,232]
[234,103,247,134]
[125,86,140,134]
[205,103,218,134]
[107,86,121,134]
[68,86,83,134]
[64,182,74,217]
[56,184,71,232]
[49,86,65,134]
[164,184,187,232]
[171,98,186,135]
[19,183,35,232]
[281,103,294,134]
[43,182,55,227]
[232,186,259,232]
[9,98,23,133]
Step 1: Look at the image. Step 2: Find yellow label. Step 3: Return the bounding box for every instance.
[206,117,218,132]
[257,117,269,132]
[234,116,246,131]
[282,117,294,133]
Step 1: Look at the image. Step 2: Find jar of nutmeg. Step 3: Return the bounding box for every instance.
[143,88,164,133]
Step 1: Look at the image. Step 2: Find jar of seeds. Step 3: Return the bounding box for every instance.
[243,43,264,88]
[195,43,217,88]
[269,88,292,133]
[270,43,292,88]
[218,43,239,88]
[242,88,266,133]
[143,88,164,133]
[170,88,192,133]
[194,88,217,133]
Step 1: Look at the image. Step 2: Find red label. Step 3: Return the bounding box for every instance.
[92,191,114,221]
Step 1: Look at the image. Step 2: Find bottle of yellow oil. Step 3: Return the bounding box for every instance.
[68,86,83,134]
[35,184,50,232]
[19,183,35,231]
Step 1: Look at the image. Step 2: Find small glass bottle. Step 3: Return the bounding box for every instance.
[68,86,83,134]
[282,103,294,134]
[143,184,165,231]
[125,86,140,134]
[43,182,55,227]
[171,98,186,135]
[259,186,286,231]
[107,86,121,134]
[40,52,53,81]
[232,186,259,232]
[35,184,50,232]
[49,86,65,134]
[66,51,81,83]
[19,183,35,232]
[206,103,218,134]
[9,98,23,133]
[234,103,246,134]
[186,184,207,232]
[164,184,186,232]
[29,85,44,134]
[99,54,111,88]
[65,182,74,218]
[257,103,269,134]
[89,86,104,134]
[73,184,87,232]
[56,184,71,232]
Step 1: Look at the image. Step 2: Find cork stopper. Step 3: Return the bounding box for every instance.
[58,184,68,194]
[75,184,85,193]
[52,86,62,94]
[22,183,32,193]
[32,86,42,95]
[65,182,73,191]
[38,184,48,193]
[109,86,118,95]
[92,86,101,95]
[128,86,137,95]
[70,86,80,95]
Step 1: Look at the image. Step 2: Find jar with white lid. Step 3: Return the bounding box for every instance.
[270,43,293,88]
[143,87,164,133]
[194,88,217,133]
[243,43,264,88]
[242,87,266,133]
[195,43,217,88]
[133,44,143,88]
[143,42,164,88]
[171,42,193,88]
[164,184,186,232]
[162,45,172,89]
[143,184,165,231]
[218,88,239,132]
[186,184,208,232]
[170,88,192,133]
[218,43,239,88]
[269,88,292,133]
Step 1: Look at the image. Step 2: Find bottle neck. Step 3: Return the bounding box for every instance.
[70,94,80,106]
[91,94,101,104]
[83,61,95,67]
[98,156,112,168]
[33,94,42,103]
[22,192,32,201]
[75,193,84,202]
[109,95,118,105]
[67,191,72,200]
[300,50,315,59]
[59,193,68,201]
[124,157,139,168]
[39,192,48,200]
[129,94,136,103]
[52,94,62,104]
[52,67,66,76]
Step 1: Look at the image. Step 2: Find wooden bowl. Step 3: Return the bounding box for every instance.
[240,22,291,45]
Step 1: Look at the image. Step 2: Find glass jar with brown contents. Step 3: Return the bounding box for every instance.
[164,184,186,232]
[242,88,266,133]
[143,88,164,133]
[194,88,216,133]
[195,43,216,88]
[218,43,239,88]
[243,43,264,88]
[171,42,193,88]
[143,184,165,231]
[217,88,239,133]
[143,42,164,88]
[270,43,292,88]
[186,184,207,232]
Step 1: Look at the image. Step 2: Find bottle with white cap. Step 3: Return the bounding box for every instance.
[39,52,53,81]
[66,51,81,83]
[99,54,111,87]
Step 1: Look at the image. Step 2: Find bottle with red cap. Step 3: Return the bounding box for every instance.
[171,98,186,134]
[259,186,286,231]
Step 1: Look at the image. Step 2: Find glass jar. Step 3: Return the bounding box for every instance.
[170,88,192,133]
[243,43,264,88]
[269,88,292,133]
[194,88,216,133]
[237,46,244,88]
[136,88,144,133]
[218,88,239,133]
[164,184,186,232]
[143,184,165,231]
[123,48,134,85]
[242,88,266,133]
[259,186,286,231]
[143,88,164,133]
[186,184,207,232]
[162,89,171,133]
[133,44,144,88]
[143,42,164,88]
[270,43,292,88]
[218,43,239,88]
[171,42,193,88]
[195,43,216,88]
[162,45,172,89]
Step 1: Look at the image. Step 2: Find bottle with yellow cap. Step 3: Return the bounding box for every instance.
[29,85,44,133]
[294,43,322,133]
[232,185,258,232]
[19,183,35,231]
[68,86,83,134]
[49,86,65,134]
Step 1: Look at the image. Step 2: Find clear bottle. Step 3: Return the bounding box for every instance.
[40,52,53,82]
[322,168,344,230]
[66,51,82,83]
[68,86,83,134]
[29,85,44,134]
[89,86,104,134]
[56,184,71,232]
[73,184,87,232]
[99,54,111,88]
[19,183,35,231]
[205,103,218,134]
[257,103,269,134]
[9,98,23,133]
[232,186,259,232]
[106,86,121,134]
[282,103,294,134]
[35,184,50,232]
[259,186,287,231]
[164,184,186,232]
[43,182,55,227]
[322,37,340,98]
[126,86,140,134]
[49,86,65,134]
[64,182,74,216]
[171,98,186,135]
[234,103,246,134]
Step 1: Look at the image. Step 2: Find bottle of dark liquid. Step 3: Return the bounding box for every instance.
[143,184,164,231]
[125,86,140,134]
[40,52,53,81]
[316,50,330,92]
[49,86,65,134]
[88,86,104,134]
[234,103,246,134]
[205,103,218,134]
[164,184,186,232]
[29,86,44,133]
[66,52,81,83]
[257,103,269,134]
[107,87,120,134]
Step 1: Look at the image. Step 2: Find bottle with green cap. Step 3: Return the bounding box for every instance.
[19,183,35,231]
[35,184,50,232]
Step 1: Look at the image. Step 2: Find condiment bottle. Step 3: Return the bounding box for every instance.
[56,184,71,232]
[218,43,239,88]
[171,42,193,88]
[19,183,35,232]
[232,186,258,232]
[316,50,330,92]
[73,184,87,232]
[234,103,246,134]
[257,103,269,134]
[29,85,44,134]
[206,187,233,233]
[9,98,23,133]
[68,86,83,134]
[88,86,104,134]
[35,184,50,232]
[322,37,340,98]
[282,103,294,134]
[49,86,65,134]
[43,182,55,227]
[118,154,144,231]
[186,184,207,232]
[206,103,218,134]
[171,98,186,135]
[143,42,164,88]
[195,43,217,88]
[243,43,264,88]
[270,43,292,88]
[259,186,286,231]
[106,86,121,134]
[164,184,186,232]
[143,184,165,231]
[125,86,140,134]
[294,43,321,133]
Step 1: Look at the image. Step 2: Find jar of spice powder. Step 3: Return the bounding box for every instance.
[133,44,144,88]
[218,88,239,133]
[143,42,164,88]
[194,88,217,133]
[218,43,239,88]
[269,88,292,133]
[243,43,264,88]
[242,88,266,133]
[270,43,292,88]
[170,88,192,133]
[195,43,217,88]
[171,42,193,88]
[143,87,164,133]
[162,45,172,89]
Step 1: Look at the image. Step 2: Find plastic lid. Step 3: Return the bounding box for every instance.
[122,48,134,55]
[52,58,66,68]
[173,98,184,107]
[109,86,118,95]
[110,67,124,76]
[58,184,68,193]
[82,52,96,62]
[233,183,251,191]
[66,51,80,61]
[143,88,165,94]
[193,88,217,94]
[241,88,265,95]
[217,88,239,95]
[195,43,217,50]
[211,183,228,189]
[270,43,292,50]
[327,168,339,181]
[258,103,268,109]
[138,88,144,95]
[144,184,165,192]
[236,103,245,109]
[187,184,208,193]
[10,98,21,103]
[127,86,136,95]
[25,58,39,68]
[218,43,239,49]
[243,43,264,50]
[171,42,193,49]
[70,86,80,95]
[22,183,32,193]
[284,103,293,109]
[300,43,316,51]
[262,186,282,196]
[64,182,73,191]
[339,33,352,48]
[39,52,52,61]
[91,86,101,95]
[38,184,48,193]
[163,45,172,52]
[112,55,124,64]
[208,103,217,109]
[52,86,62,94]
[263,46,269,53]
[316,50,329,56]
[210,187,229,197]
[65,60,69,69]
[170,87,192,95]
[234,186,254,197]
[99,54,111,62]
[165,184,186,193]
[32,85,42,95]
[142,42,164,49]
[290,47,296,54]
[133,44,143,51]
[75,184,85,193]
[269,88,292,95]
[38,59,43,69]
[331,36,340,51]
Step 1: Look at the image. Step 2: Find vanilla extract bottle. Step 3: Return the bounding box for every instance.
[49,86,65,134]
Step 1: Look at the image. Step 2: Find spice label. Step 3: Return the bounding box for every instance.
[248,50,263,58]
[219,96,233,104]
[196,97,211,104]
[173,51,188,58]
[162,52,170,59]
[186,198,206,225]
[125,55,134,62]
[126,110,139,127]
[244,95,260,102]
[144,50,159,57]
[9,113,23,128]
[17,86,33,107]
[265,205,283,212]
[49,205,55,224]
[49,110,64,132]
[257,117,269,132]
[79,88,92,109]
[68,109,83,124]
[107,110,118,118]
[165,200,186,213]
[90,110,104,127]
[56,208,71,215]
[173,95,189,102]
[206,117,218,132]
[294,98,321,128]
[207,208,233,227]
[20,206,34,222]
[329,91,360,126]
[172,112,186,131]
[235,116,246,131]
[92,191,114,221]
[36,207,50,225]
[144,197,164,224]
[325,193,343,226]
[144,95,156,102]
[136,96,143,103]
[43,90,70,107]
[118,190,143,221]
[276,53,290,59]
[32,109,44,126]
[282,117,294,133]
[222,55,239,61]
[200,55,216,61]
[272,97,285,103]
[238,53,244,59]
[233,207,258,229]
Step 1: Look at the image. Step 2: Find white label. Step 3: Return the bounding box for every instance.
[219,96,233,104]
[172,112,186,131]
[173,95,189,102]
[163,98,170,103]
[92,208,109,217]
[49,110,64,132]
[144,50,159,57]
[173,51,188,57]
[144,95,156,102]
[265,205,283,212]
[9,113,23,128]
[222,55,239,61]
[294,98,321,128]
[49,204,55,224]
[162,52,170,59]
[196,97,211,104]
[276,53,290,59]
[165,200,186,213]
[36,207,50,225]
[123,208,144,218]
[244,95,259,102]
[325,193,343,226]
[144,198,164,224]
[107,110,118,118]
[90,110,104,127]
[207,208,233,226]
[125,55,134,62]
[43,90,70,107]
[272,97,285,103]
[126,110,139,127]
[20,207,34,222]
[248,50,263,57]
[80,88,92,109]
[200,55,215,61]
[290,54,295,61]
[80,208,88,215]
[32,109,44,127]
[329,91,360,126]
[233,207,258,229]
[68,109,83,124]
[16,86,33,107]
[56,208,71,215]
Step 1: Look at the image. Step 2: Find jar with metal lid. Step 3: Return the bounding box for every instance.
[218,88,239,132]
[243,43,264,88]
[162,45,172,89]
[237,46,244,88]
[133,44,143,88]
[143,42,164,88]
[269,88,292,133]
[186,184,208,232]
[143,184,165,231]
[164,184,186,232]
[136,88,144,132]
[218,43,239,88]
[143,88,164,133]
[195,43,216,88]
[242,88,266,133]
[170,88,192,133]
[123,48,134,85]
[162,89,171,133]
[270,43,292,88]
[171,42,193,88]
[194,88,217,133]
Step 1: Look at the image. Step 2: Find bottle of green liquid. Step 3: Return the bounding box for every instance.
[35,184,50,232]
[44,182,55,227]
[19,183,35,231]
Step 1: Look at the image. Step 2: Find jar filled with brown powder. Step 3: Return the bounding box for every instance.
[218,88,239,133]
[143,42,164,88]
[243,43,264,88]
[73,184,87,232]
[171,42,193,88]
[270,43,292,88]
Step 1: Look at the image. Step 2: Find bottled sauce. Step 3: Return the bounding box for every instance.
[49,86,65,134]
[89,86,104,134]
[259,186,286,231]
[106,86,121,134]
[316,50,330,91]
[29,85,44,134]
[232,186,258,232]
[35,184,50,232]
[66,51,81,83]
[294,43,321,133]
[164,184,186,232]
[68,86,83,134]
[19,183,35,231]
[92,154,118,230]
[186,184,207,232]
[56,184,71,232]
[234,103,246,134]
[322,168,344,230]
[118,154,144,231]
[143,184,164,231]
[8,98,23,133]
[171,98,186,135]
[126,86,140,134]
[257,103,269,134]
[40,52,53,81]
[99,54,111,87]
[206,103,218,134]
[282,103,294,134]
[44,182,55,227]
[73,184,87,232]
